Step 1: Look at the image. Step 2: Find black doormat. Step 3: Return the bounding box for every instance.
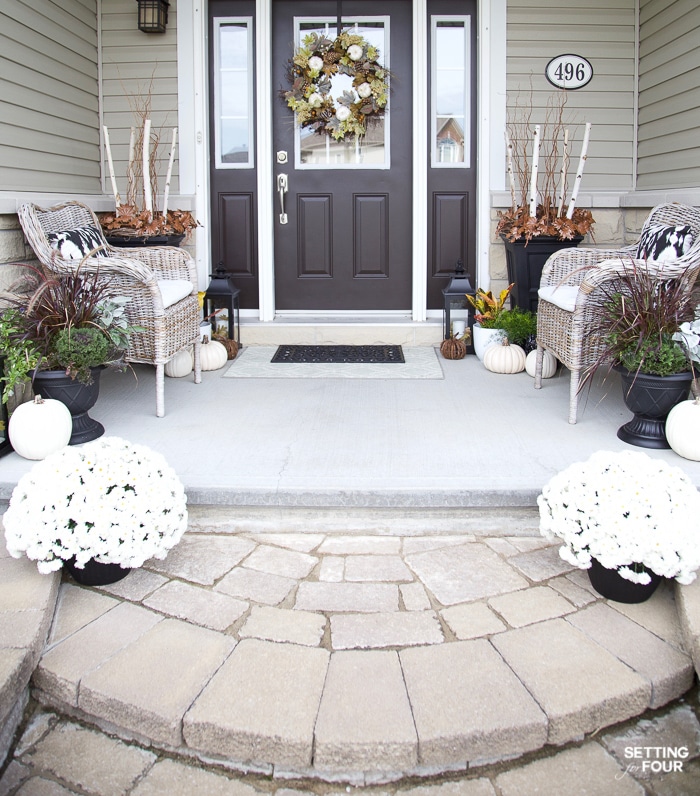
[271,344,405,364]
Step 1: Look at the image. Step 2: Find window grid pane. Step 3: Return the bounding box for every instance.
[295,17,390,170]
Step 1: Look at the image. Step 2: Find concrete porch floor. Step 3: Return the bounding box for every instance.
[3,347,700,510]
[2,348,700,794]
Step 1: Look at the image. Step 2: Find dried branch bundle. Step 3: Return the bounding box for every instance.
[497,92,594,242]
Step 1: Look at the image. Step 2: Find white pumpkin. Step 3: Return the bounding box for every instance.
[165,347,194,378]
[200,336,228,371]
[666,398,700,461]
[525,349,558,378]
[483,338,526,374]
[9,395,72,460]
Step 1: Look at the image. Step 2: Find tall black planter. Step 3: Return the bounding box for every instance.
[32,367,105,445]
[501,234,583,312]
[616,366,693,449]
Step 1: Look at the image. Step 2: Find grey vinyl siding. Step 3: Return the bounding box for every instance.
[506,0,637,192]
[637,0,700,189]
[0,0,100,193]
[101,0,180,203]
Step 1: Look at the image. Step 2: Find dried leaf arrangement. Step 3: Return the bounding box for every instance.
[496,93,595,243]
[100,83,199,239]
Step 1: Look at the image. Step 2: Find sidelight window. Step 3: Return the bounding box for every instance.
[214,18,254,169]
[431,16,471,168]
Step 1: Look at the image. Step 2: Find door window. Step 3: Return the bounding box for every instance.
[214,18,254,169]
[294,17,390,169]
[431,16,471,168]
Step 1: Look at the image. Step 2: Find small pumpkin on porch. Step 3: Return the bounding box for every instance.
[483,338,526,374]
[164,347,194,378]
[213,333,239,360]
[440,335,467,360]
[8,395,72,460]
[666,398,700,461]
[200,336,228,371]
[525,348,557,378]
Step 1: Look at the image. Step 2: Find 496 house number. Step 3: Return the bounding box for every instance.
[545,54,593,90]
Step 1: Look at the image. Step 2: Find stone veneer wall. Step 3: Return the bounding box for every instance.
[487,205,654,297]
[0,213,37,292]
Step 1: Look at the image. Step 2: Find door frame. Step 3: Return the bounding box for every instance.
[179,0,506,320]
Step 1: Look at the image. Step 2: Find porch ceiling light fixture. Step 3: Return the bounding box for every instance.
[137,0,169,33]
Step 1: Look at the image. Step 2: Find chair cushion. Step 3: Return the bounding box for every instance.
[47,226,107,259]
[637,223,693,262]
[158,279,193,309]
[538,285,579,312]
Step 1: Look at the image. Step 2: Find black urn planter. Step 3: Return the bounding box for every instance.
[615,366,693,449]
[501,234,583,312]
[31,367,105,445]
[588,558,662,603]
[64,558,131,586]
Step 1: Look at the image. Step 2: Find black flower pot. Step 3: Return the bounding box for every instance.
[64,558,131,586]
[106,234,184,248]
[32,367,104,445]
[615,366,693,449]
[501,234,583,312]
[588,558,661,603]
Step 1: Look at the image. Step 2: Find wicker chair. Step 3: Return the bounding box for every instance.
[535,202,700,424]
[18,201,202,417]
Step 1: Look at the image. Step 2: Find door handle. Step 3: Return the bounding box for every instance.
[277,173,288,225]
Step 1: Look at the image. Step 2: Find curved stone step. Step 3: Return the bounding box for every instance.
[27,530,697,783]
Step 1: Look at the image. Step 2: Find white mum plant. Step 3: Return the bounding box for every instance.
[3,437,187,574]
[538,450,700,585]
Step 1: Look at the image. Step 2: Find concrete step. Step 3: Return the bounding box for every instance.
[28,529,697,784]
[238,317,443,347]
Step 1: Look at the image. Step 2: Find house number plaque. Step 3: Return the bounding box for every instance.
[545,55,593,90]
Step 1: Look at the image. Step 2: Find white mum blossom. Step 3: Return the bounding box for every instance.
[538,450,700,584]
[335,106,351,121]
[2,437,187,574]
[347,44,363,61]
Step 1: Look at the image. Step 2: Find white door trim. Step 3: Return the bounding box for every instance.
[181,0,506,314]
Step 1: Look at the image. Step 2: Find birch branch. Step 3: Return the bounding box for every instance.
[566,122,591,219]
[126,127,136,209]
[505,130,516,211]
[528,125,540,218]
[142,119,153,220]
[102,126,121,209]
[162,127,177,219]
[557,128,569,217]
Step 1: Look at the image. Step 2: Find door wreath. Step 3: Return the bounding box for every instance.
[282,31,390,141]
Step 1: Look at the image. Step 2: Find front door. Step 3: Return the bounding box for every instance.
[272,0,413,311]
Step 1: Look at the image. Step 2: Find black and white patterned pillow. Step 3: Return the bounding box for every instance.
[47,226,107,259]
[637,223,693,263]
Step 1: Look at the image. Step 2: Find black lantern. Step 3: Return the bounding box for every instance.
[203,266,241,346]
[442,259,475,353]
[137,0,169,33]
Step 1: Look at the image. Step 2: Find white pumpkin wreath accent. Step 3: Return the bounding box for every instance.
[282,31,390,141]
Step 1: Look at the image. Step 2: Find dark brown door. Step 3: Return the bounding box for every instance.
[272,0,413,311]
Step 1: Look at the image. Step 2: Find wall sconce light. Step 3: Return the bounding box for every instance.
[137,0,169,33]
